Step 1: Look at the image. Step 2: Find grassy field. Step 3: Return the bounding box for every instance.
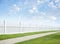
[16,31,60,44]
[0,30,58,40]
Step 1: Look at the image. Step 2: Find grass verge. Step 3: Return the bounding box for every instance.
[0,30,58,40]
[15,31,60,44]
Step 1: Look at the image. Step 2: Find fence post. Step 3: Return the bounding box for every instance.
[19,22,21,33]
[4,20,6,34]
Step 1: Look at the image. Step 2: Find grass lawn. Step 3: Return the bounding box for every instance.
[0,30,58,40]
[15,31,60,44]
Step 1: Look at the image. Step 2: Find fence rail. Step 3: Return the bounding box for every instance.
[0,20,59,34]
[0,26,59,34]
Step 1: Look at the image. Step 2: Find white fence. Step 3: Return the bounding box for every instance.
[0,20,59,34]
[0,26,59,34]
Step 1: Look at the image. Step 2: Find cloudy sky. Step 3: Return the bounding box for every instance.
[0,0,60,27]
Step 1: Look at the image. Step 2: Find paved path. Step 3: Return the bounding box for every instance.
[0,32,57,44]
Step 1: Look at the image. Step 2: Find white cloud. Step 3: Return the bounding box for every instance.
[48,16,57,21]
[48,0,60,9]
[37,0,41,5]
[54,0,60,8]
[36,0,45,5]
[54,0,60,3]
[29,9,34,13]
[51,16,57,20]
[8,4,20,15]
[29,6,38,14]
[48,1,57,9]
[13,4,20,12]
[36,0,60,9]
[32,7,36,10]
[15,6,20,11]
[32,15,43,20]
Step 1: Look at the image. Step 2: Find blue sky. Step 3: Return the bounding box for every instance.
[0,0,60,27]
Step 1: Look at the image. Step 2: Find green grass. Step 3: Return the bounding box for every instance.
[0,30,59,40]
[15,31,60,44]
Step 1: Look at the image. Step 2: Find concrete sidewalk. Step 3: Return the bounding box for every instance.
[0,32,57,44]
